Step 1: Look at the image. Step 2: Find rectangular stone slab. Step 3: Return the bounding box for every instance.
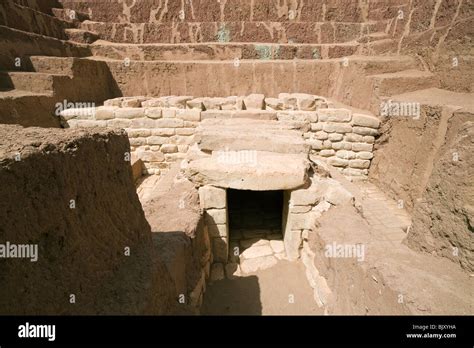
[185,151,309,191]
[195,119,310,154]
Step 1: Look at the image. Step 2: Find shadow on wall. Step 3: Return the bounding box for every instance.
[200,276,262,315]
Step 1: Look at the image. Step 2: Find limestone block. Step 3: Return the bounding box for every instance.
[294,93,317,111]
[186,98,205,110]
[322,140,332,149]
[173,135,194,145]
[199,186,226,209]
[290,212,318,230]
[104,98,122,107]
[243,94,265,110]
[344,133,365,142]
[121,98,142,108]
[219,96,240,110]
[95,106,116,120]
[136,150,165,162]
[318,108,352,122]
[131,118,156,128]
[332,141,352,150]
[60,107,95,120]
[291,188,319,206]
[323,122,353,134]
[241,245,273,259]
[352,126,378,136]
[342,168,368,176]
[336,150,356,159]
[265,97,284,110]
[352,113,380,128]
[212,237,228,263]
[176,128,195,136]
[107,118,132,128]
[147,136,168,145]
[162,108,176,118]
[127,129,151,138]
[311,122,323,131]
[309,139,323,150]
[186,152,309,190]
[240,256,277,273]
[144,108,162,119]
[142,98,166,108]
[156,118,184,128]
[356,151,374,160]
[67,120,106,128]
[270,240,285,253]
[277,111,317,123]
[152,128,175,136]
[324,185,354,206]
[328,133,343,142]
[278,93,297,110]
[205,209,227,225]
[129,137,146,146]
[210,263,225,282]
[176,109,201,121]
[363,136,375,144]
[328,157,349,167]
[320,149,336,157]
[315,131,329,140]
[161,144,178,153]
[203,97,228,110]
[168,96,193,109]
[352,143,373,152]
[284,230,302,261]
[349,159,370,169]
[115,107,145,119]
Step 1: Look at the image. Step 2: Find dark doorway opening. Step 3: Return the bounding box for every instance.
[227,189,284,239]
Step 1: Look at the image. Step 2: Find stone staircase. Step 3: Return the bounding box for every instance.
[49,0,439,116]
[0,0,470,127]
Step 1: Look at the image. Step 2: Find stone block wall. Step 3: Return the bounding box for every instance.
[62,93,379,178]
[198,186,229,264]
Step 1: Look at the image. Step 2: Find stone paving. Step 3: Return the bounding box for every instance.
[356,181,412,244]
[211,228,286,281]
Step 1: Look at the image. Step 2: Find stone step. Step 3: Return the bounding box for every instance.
[59,0,407,23]
[80,20,388,44]
[12,0,61,15]
[51,7,90,23]
[65,28,100,44]
[90,55,417,97]
[185,151,310,191]
[0,89,59,127]
[195,119,310,154]
[28,56,76,74]
[0,71,69,94]
[368,69,440,97]
[90,42,359,61]
[0,26,91,71]
[0,1,72,40]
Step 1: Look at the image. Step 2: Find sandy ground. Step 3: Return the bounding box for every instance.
[201,260,323,315]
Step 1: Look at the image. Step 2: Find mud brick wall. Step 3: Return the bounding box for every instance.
[0,125,176,314]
